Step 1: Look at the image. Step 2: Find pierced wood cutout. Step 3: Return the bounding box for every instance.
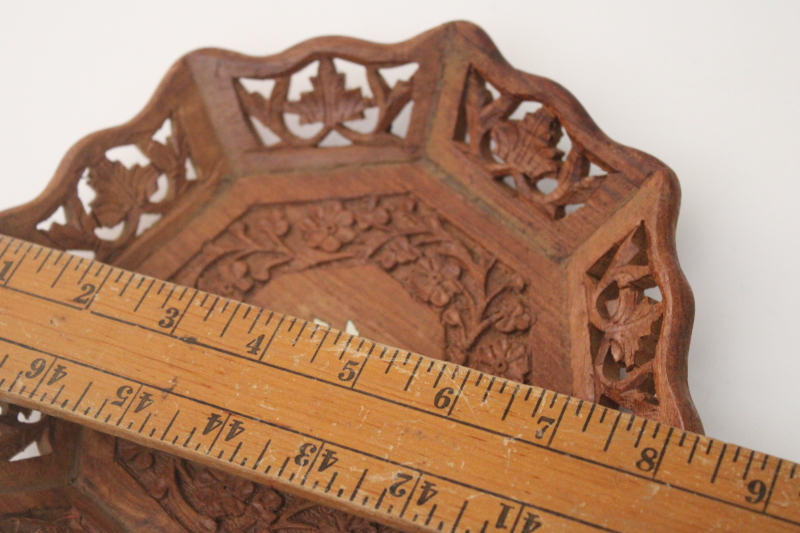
[0,402,49,462]
[174,194,535,383]
[36,115,203,263]
[236,57,416,148]
[454,68,609,220]
[586,222,663,417]
[0,21,702,531]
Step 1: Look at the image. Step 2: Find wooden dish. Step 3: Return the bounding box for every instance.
[0,21,701,530]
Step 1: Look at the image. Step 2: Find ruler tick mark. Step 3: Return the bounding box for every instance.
[501,384,520,421]
[338,335,353,360]
[403,356,423,391]
[220,303,242,337]
[50,254,73,288]
[711,443,728,484]
[204,297,220,321]
[603,412,621,452]
[582,403,596,432]
[434,364,447,388]
[248,308,264,334]
[653,427,674,478]
[375,489,387,509]
[183,428,196,447]
[599,407,608,424]
[546,396,570,447]
[483,376,496,403]
[134,279,156,312]
[138,413,152,434]
[253,439,272,470]
[634,419,648,448]
[688,436,700,464]
[119,273,135,297]
[161,411,180,441]
[451,500,469,533]
[743,450,755,480]
[425,505,438,525]
[292,320,308,346]
[36,249,53,273]
[259,315,285,362]
[94,399,107,419]
[72,382,93,412]
[733,446,741,462]
[350,469,368,501]
[50,385,65,405]
[277,457,290,478]
[325,472,338,493]
[385,349,399,373]
[310,328,330,364]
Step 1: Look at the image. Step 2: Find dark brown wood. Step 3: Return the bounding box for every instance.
[0,21,701,530]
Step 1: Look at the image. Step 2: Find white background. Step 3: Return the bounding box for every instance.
[0,2,798,463]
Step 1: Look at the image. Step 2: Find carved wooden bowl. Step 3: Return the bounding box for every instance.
[0,22,701,530]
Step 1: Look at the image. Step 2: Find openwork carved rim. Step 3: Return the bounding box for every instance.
[0,21,701,526]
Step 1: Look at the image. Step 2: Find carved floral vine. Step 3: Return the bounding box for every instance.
[586,223,663,417]
[0,508,103,533]
[455,68,610,219]
[235,57,415,148]
[174,194,537,384]
[0,402,49,462]
[38,114,203,262]
[115,440,400,533]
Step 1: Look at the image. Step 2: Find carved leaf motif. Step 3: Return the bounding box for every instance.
[456,68,613,219]
[587,223,663,412]
[285,59,369,128]
[597,288,661,369]
[271,497,377,533]
[87,158,160,228]
[590,225,663,369]
[490,109,563,180]
[0,508,103,533]
[116,439,282,533]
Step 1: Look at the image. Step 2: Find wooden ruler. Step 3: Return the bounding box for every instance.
[0,235,797,532]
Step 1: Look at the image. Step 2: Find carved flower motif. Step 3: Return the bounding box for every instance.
[198,259,253,299]
[409,255,461,307]
[472,338,529,383]
[255,208,290,237]
[379,237,419,269]
[300,202,357,253]
[183,466,254,518]
[495,301,534,333]
[356,206,390,230]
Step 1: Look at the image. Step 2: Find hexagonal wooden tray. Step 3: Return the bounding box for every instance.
[0,22,701,531]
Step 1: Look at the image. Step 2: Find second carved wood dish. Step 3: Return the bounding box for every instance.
[0,22,701,531]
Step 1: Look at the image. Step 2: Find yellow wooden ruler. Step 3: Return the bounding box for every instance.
[0,234,797,532]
